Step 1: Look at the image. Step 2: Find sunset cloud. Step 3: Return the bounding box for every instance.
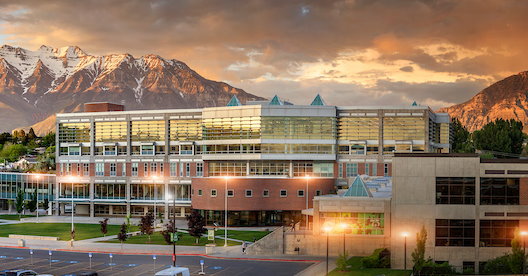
[0,0,526,109]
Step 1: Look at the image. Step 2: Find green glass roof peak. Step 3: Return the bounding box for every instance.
[310,94,326,106]
[227,95,242,106]
[269,95,283,105]
[343,176,372,197]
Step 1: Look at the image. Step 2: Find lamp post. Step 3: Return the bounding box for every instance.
[35,174,41,223]
[152,175,159,229]
[172,185,177,267]
[521,231,528,276]
[322,223,334,276]
[304,175,311,230]
[223,176,230,247]
[67,176,78,243]
[402,232,409,271]
[339,222,349,256]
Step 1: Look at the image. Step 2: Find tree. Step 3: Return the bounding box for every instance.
[27,128,37,140]
[473,119,524,156]
[0,132,12,145]
[161,219,178,245]
[99,218,109,237]
[43,198,49,211]
[452,119,474,153]
[139,213,154,241]
[0,143,28,162]
[40,132,56,148]
[509,229,525,274]
[15,189,24,218]
[26,189,37,213]
[117,223,128,250]
[186,209,207,244]
[412,225,427,273]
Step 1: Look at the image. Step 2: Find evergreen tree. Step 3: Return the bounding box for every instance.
[139,213,154,241]
[27,128,37,140]
[509,229,525,274]
[15,189,24,218]
[26,189,38,213]
[452,119,474,153]
[99,218,109,237]
[473,119,524,155]
[187,209,207,244]
[40,132,55,148]
[117,223,128,250]
[412,225,427,273]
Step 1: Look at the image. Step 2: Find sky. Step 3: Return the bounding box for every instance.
[0,0,526,109]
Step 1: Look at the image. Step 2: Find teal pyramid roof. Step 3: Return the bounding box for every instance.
[343,176,371,197]
[310,94,326,106]
[227,95,242,106]
[269,95,283,105]
[411,101,418,106]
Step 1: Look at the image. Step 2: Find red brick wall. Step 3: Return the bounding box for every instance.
[84,102,125,112]
[191,178,335,211]
[358,163,365,175]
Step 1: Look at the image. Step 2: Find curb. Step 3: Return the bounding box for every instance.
[0,245,318,263]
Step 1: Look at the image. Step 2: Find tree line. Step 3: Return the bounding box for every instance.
[452,118,526,158]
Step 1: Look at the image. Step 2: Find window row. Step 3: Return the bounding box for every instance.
[207,161,335,177]
[59,183,191,200]
[60,162,203,178]
[435,219,519,247]
[435,177,519,205]
[195,189,323,198]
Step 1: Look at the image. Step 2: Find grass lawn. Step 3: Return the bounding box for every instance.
[329,257,412,276]
[0,214,36,221]
[0,223,138,241]
[219,230,271,242]
[102,231,241,246]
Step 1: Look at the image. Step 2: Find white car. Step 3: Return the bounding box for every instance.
[0,270,52,276]
[155,267,190,276]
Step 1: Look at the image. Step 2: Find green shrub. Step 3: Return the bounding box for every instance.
[335,252,351,271]
[361,248,390,268]
[417,261,457,275]
[482,255,512,275]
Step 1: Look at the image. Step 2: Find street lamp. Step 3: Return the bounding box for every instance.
[167,190,177,267]
[521,231,528,276]
[223,176,230,247]
[34,174,41,223]
[338,222,349,256]
[151,175,159,228]
[304,175,311,230]
[66,176,78,243]
[322,223,334,276]
[402,232,409,270]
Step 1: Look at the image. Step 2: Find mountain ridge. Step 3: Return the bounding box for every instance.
[439,71,528,132]
[0,45,264,134]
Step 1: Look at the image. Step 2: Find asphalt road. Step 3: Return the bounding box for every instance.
[0,248,313,276]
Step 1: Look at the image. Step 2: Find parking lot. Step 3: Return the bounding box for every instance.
[0,248,313,276]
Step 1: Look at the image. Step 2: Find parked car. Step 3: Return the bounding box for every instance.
[79,272,97,276]
[0,270,52,276]
[155,267,190,276]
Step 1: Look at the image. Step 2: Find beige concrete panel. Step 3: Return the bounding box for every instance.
[435,206,477,219]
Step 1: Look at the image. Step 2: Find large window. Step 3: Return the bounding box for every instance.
[435,219,475,247]
[293,162,334,177]
[95,121,127,142]
[208,161,247,176]
[203,116,261,140]
[337,117,379,140]
[249,161,289,176]
[169,119,202,141]
[60,183,89,198]
[131,120,165,141]
[261,117,336,140]
[436,177,475,205]
[321,212,385,235]
[130,184,164,200]
[58,123,91,143]
[383,116,425,140]
[480,220,519,247]
[480,178,519,205]
[95,163,104,176]
[94,183,126,199]
[346,163,358,177]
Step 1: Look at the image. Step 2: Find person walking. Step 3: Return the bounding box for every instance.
[242,241,247,254]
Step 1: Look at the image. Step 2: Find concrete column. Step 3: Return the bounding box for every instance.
[90,202,94,217]
[109,205,113,215]
[180,207,185,217]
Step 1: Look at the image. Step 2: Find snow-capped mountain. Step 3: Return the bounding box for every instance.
[0,45,263,134]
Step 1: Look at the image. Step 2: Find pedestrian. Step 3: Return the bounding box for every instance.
[242,241,247,254]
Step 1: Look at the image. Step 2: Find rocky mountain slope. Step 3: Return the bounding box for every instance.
[439,71,528,132]
[0,45,263,134]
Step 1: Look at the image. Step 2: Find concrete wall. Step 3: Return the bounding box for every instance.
[246,227,284,255]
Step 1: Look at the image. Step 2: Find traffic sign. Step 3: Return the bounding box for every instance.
[208,229,215,241]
